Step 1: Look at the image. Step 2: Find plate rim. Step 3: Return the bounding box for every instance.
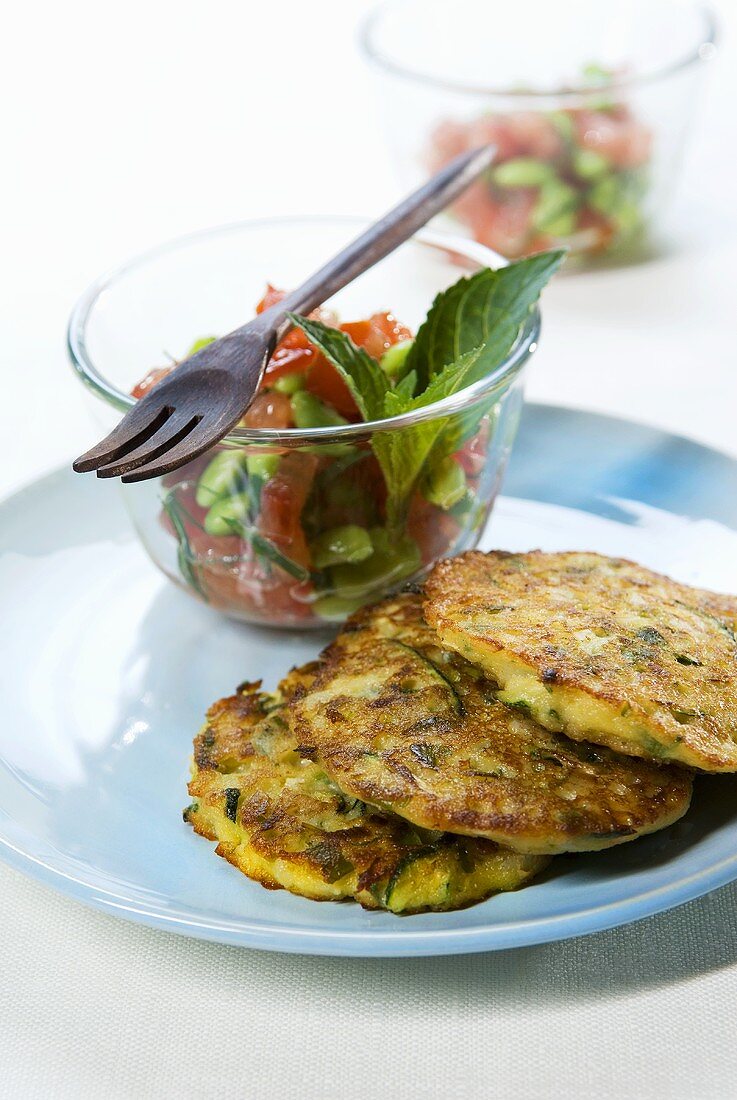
[2,820,737,956]
[3,402,737,957]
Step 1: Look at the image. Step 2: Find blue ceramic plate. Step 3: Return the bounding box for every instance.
[3,404,737,957]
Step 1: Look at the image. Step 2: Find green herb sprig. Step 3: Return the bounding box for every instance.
[288,249,564,531]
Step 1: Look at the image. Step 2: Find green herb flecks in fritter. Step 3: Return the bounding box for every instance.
[425,550,737,772]
[291,593,692,855]
[185,671,546,914]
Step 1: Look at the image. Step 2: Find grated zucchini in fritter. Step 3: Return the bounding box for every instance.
[425,550,737,772]
[291,592,692,854]
[185,671,547,913]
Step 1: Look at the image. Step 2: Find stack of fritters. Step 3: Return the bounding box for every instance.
[186,550,737,914]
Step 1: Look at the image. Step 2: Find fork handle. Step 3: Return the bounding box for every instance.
[260,144,495,339]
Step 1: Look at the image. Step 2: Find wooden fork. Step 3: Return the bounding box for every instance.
[73,144,495,483]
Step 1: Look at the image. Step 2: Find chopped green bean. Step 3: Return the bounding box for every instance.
[421,456,466,510]
[493,158,556,189]
[203,492,252,536]
[313,593,369,621]
[572,148,610,181]
[330,527,421,600]
[612,200,642,235]
[195,450,250,507]
[588,174,620,217]
[532,178,579,232]
[310,525,374,569]
[549,110,576,144]
[246,453,281,480]
[541,210,578,238]
[291,390,348,429]
[380,339,414,378]
[273,372,305,395]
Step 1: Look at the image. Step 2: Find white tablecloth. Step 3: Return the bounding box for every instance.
[3,1,737,1096]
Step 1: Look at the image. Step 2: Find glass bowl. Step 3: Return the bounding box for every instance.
[361,0,718,263]
[68,217,537,628]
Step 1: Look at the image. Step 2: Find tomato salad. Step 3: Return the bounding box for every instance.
[428,70,651,259]
[131,251,562,627]
[133,289,486,625]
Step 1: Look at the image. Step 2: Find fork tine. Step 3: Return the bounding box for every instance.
[73,402,174,473]
[95,411,203,478]
[119,419,239,484]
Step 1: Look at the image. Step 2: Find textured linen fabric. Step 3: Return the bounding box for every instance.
[2,861,737,1100]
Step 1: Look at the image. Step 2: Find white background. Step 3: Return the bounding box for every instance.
[2,1,737,1097]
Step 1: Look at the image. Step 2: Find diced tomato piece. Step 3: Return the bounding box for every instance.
[131,366,173,399]
[427,119,472,172]
[466,189,537,258]
[368,311,413,347]
[505,111,564,160]
[407,496,460,564]
[244,391,294,429]
[452,178,496,227]
[258,452,319,568]
[304,355,360,419]
[574,109,651,169]
[257,285,338,329]
[263,343,317,384]
[256,284,287,314]
[467,116,523,162]
[455,428,489,480]
[341,312,412,362]
[198,551,315,623]
[340,320,378,357]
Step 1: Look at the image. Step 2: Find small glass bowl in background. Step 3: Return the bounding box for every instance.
[68,218,536,628]
[361,0,717,263]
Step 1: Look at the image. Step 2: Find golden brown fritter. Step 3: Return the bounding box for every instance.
[694,587,737,634]
[291,592,692,854]
[425,550,737,772]
[185,676,546,913]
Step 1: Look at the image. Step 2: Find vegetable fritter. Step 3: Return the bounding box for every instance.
[425,550,737,771]
[291,593,692,854]
[185,673,546,914]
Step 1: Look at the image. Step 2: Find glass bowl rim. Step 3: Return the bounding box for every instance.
[359,0,719,101]
[67,215,539,447]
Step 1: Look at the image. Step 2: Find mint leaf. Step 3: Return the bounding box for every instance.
[391,370,417,405]
[374,345,489,528]
[287,250,563,534]
[287,314,389,421]
[404,250,565,392]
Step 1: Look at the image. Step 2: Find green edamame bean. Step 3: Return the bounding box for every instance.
[380,339,413,378]
[273,372,305,395]
[540,210,577,238]
[612,200,642,236]
[422,456,466,510]
[330,527,421,599]
[532,178,579,232]
[588,175,620,217]
[313,593,369,621]
[246,453,281,480]
[493,158,556,189]
[549,110,576,144]
[572,149,610,181]
[310,525,374,569]
[195,450,249,507]
[291,390,348,429]
[203,492,252,536]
